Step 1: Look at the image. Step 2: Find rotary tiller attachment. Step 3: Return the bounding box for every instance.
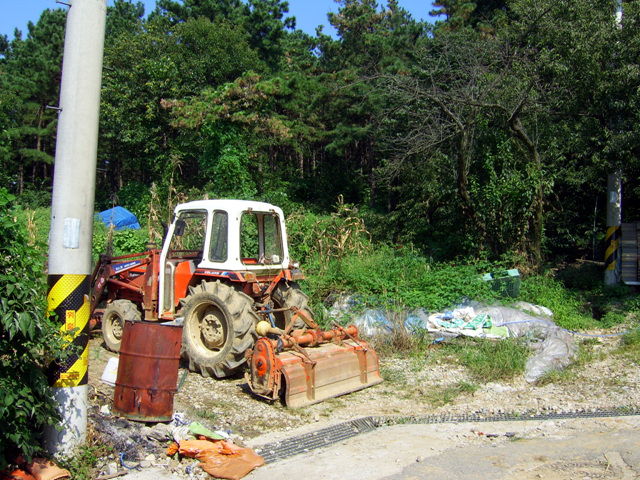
[246,320,383,408]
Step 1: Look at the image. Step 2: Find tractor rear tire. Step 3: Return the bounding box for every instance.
[102,299,141,352]
[181,280,259,378]
[271,282,315,330]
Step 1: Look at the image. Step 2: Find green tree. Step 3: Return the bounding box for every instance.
[152,0,295,68]
[506,0,638,255]
[245,0,296,67]
[105,0,146,44]
[98,15,262,204]
[373,18,550,264]
[0,9,66,197]
[318,0,425,208]
[152,0,249,24]
[430,0,508,32]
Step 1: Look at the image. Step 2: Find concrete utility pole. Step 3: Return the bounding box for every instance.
[604,1,624,286]
[605,172,622,286]
[44,0,106,455]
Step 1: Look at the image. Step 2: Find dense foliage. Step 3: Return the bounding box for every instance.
[0,189,68,469]
[2,0,639,268]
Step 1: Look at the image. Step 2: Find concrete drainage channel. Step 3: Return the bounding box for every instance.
[253,406,640,464]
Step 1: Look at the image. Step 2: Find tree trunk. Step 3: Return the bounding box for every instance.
[509,116,542,270]
[456,120,486,248]
[18,163,24,195]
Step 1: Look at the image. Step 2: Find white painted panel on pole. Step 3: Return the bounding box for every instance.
[63,218,80,248]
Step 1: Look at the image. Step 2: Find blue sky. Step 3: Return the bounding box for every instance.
[1,1,436,40]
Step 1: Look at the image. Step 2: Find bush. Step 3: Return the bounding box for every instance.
[303,245,501,312]
[519,274,598,330]
[0,188,68,469]
[286,196,372,268]
[105,181,151,226]
[619,326,640,363]
[92,221,150,260]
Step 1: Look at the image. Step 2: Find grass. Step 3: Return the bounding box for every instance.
[418,381,479,407]
[438,337,530,382]
[535,367,576,386]
[617,326,640,362]
[326,255,640,407]
[193,408,220,423]
[378,363,409,387]
[60,435,113,480]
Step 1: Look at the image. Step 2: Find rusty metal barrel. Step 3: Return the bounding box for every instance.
[113,321,182,422]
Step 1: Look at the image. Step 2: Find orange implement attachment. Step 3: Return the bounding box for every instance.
[246,324,382,408]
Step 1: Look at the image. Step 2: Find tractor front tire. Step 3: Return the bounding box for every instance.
[182,281,259,378]
[271,282,315,330]
[101,299,141,352]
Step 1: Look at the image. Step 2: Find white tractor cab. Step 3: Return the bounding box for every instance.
[158,199,295,317]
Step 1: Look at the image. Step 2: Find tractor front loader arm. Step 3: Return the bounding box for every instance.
[89,249,160,321]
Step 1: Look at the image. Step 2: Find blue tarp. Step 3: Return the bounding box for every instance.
[96,206,140,230]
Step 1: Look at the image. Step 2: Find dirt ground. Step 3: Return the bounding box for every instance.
[87,328,640,479]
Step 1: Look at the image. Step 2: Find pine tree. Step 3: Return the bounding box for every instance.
[430,0,507,32]
[0,9,66,198]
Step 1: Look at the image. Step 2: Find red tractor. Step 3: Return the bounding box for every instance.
[91,200,381,406]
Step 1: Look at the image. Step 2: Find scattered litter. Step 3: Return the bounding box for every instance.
[482,269,521,297]
[119,453,140,470]
[189,422,226,440]
[1,468,35,480]
[339,297,577,383]
[170,425,193,443]
[353,308,394,336]
[172,412,190,426]
[100,357,119,386]
[96,206,140,231]
[471,304,577,383]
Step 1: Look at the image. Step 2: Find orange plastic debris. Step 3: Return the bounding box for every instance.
[174,439,265,480]
[167,442,179,456]
[2,469,36,480]
[26,459,70,480]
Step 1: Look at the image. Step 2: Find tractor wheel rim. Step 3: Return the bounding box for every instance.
[112,318,123,340]
[199,308,225,349]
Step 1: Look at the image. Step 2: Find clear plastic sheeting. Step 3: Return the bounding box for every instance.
[353,309,394,336]
[472,304,577,383]
[329,295,577,383]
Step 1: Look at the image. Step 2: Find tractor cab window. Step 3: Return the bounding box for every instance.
[168,210,207,258]
[208,211,228,262]
[240,211,283,264]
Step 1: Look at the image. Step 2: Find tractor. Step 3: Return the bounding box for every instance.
[90,199,381,406]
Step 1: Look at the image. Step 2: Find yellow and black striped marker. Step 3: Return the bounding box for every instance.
[46,274,90,388]
[605,226,621,272]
